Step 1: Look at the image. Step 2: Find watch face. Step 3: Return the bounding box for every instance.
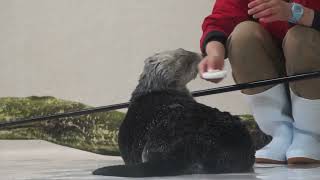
[293,4,303,13]
[289,3,304,23]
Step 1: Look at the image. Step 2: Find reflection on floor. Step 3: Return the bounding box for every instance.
[1,140,320,180]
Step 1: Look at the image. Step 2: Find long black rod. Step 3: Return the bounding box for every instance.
[1,70,320,129]
[191,71,320,97]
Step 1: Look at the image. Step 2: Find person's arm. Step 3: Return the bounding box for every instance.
[200,0,250,56]
[205,41,225,59]
[311,11,320,31]
[298,6,314,27]
[248,0,319,30]
[199,0,250,83]
[198,41,226,83]
[300,6,320,31]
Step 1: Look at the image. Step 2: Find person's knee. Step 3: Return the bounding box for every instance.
[284,26,320,74]
[228,21,285,95]
[227,21,270,66]
[228,21,266,47]
[284,26,320,99]
[283,25,317,55]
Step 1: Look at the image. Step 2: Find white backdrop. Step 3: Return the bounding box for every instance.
[0,0,251,114]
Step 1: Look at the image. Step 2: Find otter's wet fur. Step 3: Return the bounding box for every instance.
[93,49,255,177]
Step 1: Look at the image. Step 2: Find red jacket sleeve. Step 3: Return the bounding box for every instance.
[200,0,250,55]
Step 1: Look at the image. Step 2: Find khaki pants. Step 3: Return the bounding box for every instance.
[227,21,320,99]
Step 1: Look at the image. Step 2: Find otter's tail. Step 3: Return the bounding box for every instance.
[92,160,187,177]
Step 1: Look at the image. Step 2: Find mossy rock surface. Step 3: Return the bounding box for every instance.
[0,97,270,155]
[239,114,271,150]
[0,96,125,156]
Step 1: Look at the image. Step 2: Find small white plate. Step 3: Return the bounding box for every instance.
[202,70,227,80]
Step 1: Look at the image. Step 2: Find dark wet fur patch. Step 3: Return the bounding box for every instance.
[93,90,255,177]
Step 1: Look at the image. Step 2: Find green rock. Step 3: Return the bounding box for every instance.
[0,96,125,156]
[239,115,271,150]
[0,97,270,155]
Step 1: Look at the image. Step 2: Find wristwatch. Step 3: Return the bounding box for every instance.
[289,3,304,24]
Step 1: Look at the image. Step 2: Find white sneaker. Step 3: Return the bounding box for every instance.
[287,91,320,164]
[245,84,294,163]
[255,123,292,163]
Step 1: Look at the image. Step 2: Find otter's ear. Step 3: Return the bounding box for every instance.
[139,58,159,81]
[144,56,158,64]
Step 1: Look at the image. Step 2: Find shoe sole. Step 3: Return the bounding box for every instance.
[255,158,286,164]
[287,157,320,164]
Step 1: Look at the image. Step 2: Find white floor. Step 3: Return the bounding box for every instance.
[1,140,320,180]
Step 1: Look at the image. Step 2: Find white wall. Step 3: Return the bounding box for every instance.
[0,0,251,115]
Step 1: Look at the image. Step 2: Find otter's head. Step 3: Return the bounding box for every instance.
[134,48,202,95]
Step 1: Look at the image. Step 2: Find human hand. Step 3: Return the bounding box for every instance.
[248,0,292,23]
[199,41,225,83]
[198,55,225,83]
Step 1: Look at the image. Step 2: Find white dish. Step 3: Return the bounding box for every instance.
[202,70,227,80]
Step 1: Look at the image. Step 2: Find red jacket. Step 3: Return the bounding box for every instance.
[200,0,320,54]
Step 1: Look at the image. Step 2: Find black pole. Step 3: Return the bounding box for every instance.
[1,70,320,129]
[191,71,320,97]
[0,102,130,129]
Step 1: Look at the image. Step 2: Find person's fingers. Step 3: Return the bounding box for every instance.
[206,58,225,83]
[248,2,273,15]
[206,56,217,71]
[207,56,224,71]
[248,0,269,8]
[209,56,224,70]
[198,58,207,78]
[199,56,225,83]
[252,7,275,19]
[213,60,225,83]
[215,58,225,70]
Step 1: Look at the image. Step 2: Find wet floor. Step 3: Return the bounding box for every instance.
[1,140,320,180]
